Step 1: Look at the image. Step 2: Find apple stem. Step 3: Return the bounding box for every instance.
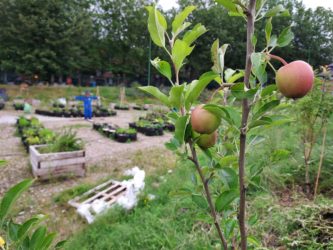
[268,54,288,66]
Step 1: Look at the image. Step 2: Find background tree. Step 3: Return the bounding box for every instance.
[0,0,94,83]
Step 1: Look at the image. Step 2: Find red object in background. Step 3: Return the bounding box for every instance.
[66,76,72,85]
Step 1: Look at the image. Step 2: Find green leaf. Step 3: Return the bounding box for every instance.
[251,53,267,84]
[277,27,294,47]
[224,68,236,81]
[18,215,45,240]
[168,84,185,109]
[192,194,208,209]
[146,6,167,48]
[172,39,194,72]
[252,100,280,120]
[55,240,67,249]
[172,6,196,35]
[39,233,57,249]
[185,71,219,110]
[228,71,244,83]
[219,155,238,168]
[220,167,238,189]
[268,35,278,48]
[151,58,172,82]
[8,221,20,241]
[174,115,189,145]
[265,5,290,17]
[203,104,241,127]
[211,39,229,75]
[165,138,180,151]
[0,179,34,223]
[231,83,258,99]
[215,0,237,12]
[248,236,260,246]
[248,116,273,129]
[139,86,170,106]
[183,23,207,46]
[261,84,277,97]
[215,189,239,212]
[265,18,272,45]
[30,226,47,249]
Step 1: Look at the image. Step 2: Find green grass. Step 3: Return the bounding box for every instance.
[0,85,157,105]
[64,165,223,250]
[0,159,8,168]
[53,183,95,205]
[61,111,333,249]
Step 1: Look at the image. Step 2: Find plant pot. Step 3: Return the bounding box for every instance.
[114,133,137,143]
[164,123,175,132]
[142,127,163,136]
[129,122,137,129]
[0,102,5,110]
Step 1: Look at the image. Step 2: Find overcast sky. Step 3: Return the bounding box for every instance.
[159,0,333,10]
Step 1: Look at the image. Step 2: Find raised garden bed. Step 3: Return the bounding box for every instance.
[93,123,137,143]
[30,144,86,179]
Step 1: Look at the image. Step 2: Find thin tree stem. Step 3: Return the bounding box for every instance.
[238,1,256,249]
[267,53,288,66]
[189,142,228,250]
[314,125,328,198]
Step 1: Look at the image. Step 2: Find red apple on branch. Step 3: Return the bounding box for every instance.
[191,105,220,134]
[197,130,218,149]
[276,60,314,98]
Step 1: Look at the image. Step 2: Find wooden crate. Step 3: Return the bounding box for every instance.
[68,179,127,208]
[29,145,86,179]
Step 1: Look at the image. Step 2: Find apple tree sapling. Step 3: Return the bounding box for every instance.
[141,1,312,249]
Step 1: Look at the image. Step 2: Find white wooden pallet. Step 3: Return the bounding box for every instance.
[68,179,127,208]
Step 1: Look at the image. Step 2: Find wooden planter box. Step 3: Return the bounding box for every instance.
[29,145,86,179]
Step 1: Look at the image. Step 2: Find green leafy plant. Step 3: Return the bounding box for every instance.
[115,128,137,135]
[0,179,65,249]
[141,2,308,249]
[39,130,83,154]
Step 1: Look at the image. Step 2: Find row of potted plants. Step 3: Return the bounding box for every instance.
[128,111,175,136]
[93,123,137,143]
[114,103,149,111]
[35,105,117,118]
[129,119,164,136]
[16,116,55,151]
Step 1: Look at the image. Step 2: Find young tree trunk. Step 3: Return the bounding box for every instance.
[50,74,55,84]
[314,125,328,198]
[238,1,256,249]
[58,75,63,84]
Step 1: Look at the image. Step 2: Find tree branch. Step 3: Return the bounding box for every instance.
[188,141,228,250]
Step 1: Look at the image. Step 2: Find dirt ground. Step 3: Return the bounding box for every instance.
[0,109,174,239]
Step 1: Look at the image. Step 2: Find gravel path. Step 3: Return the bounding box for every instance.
[0,109,174,238]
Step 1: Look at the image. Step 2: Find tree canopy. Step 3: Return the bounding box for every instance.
[0,0,331,84]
